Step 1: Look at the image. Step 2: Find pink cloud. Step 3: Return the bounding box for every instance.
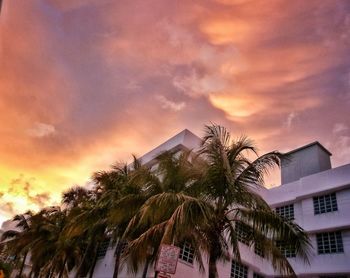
[0,0,349,221]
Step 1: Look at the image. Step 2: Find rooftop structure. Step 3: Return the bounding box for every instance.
[281,141,332,184]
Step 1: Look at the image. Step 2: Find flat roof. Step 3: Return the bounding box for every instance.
[139,129,202,165]
[284,141,332,156]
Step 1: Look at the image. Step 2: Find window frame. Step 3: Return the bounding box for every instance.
[254,242,264,258]
[276,241,296,258]
[179,241,194,264]
[316,231,344,254]
[230,260,248,278]
[313,192,338,215]
[275,204,294,221]
[235,222,252,245]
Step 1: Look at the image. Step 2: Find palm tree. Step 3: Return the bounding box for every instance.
[66,157,144,278]
[93,157,148,278]
[0,211,33,278]
[66,204,108,278]
[195,125,311,277]
[121,150,209,275]
[62,186,93,209]
[22,206,84,278]
[122,125,311,278]
[61,185,106,278]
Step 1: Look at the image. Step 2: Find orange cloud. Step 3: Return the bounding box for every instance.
[0,0,349,223]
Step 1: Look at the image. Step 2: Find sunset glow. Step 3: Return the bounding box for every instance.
[0,0,349,224]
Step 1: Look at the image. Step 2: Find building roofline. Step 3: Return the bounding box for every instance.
[284,141,332,156]
[138,129,202,166]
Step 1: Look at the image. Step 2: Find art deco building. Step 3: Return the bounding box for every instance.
[92,130,350,278]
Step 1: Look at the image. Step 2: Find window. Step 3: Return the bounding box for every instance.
[253,273,265,278]
[97,238,110,259]
[317,231,343,254]
[313,192,338,215]
[179,242,194,264]
[235,222,251,245]
[275,204,294,220]
[254,242,264,258]
[231,260,248,278]
[276,241,296,258]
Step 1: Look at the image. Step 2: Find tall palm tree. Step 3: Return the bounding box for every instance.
[62,186,93,209]
[194,125,311,277]
[61,185,104,278]
[122,125,311,278]
[0,211,33,278]
[66,203,108,278]
[94,157,148,278]
[121,150,209,275]
[22,207,84,278]
[66,157,144,278]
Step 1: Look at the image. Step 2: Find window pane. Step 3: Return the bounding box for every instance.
[179,241,194,264]
[275,204,294,220]
[317,231,343,254]
[313,193,338,214]
[231,260,248,278]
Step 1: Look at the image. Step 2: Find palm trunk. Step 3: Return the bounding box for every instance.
[112,241,123,278]
[208,219,225,278]
[75,241,92,278]
[208,251,218,278]
[17,251,28,278]
[58,257,67,278]
[88,241,100,278]
[141,256,150,278]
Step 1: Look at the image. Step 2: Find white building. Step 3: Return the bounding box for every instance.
[2,129,345,278]
[1,129,348,278]
[92,129,350,278]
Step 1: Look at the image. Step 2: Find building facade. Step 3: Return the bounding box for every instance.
[3,129,347,277]
[91,129,350,278]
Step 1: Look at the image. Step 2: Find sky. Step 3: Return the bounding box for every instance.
[0,0,349,225]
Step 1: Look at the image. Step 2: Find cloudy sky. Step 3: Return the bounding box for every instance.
[0,0,349,224]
